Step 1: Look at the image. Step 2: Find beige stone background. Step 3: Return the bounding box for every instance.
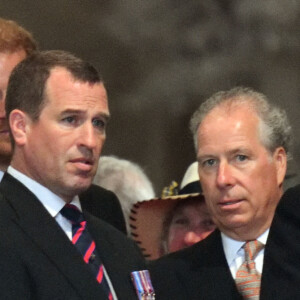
[2,0,300,194]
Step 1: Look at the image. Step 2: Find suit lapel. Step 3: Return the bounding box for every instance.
[0,174,108,299]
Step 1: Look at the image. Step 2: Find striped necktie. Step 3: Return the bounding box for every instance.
[235,240,264,300]
[61,204,113,300]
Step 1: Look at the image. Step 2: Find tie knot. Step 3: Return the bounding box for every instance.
[60,204,84,224]
[243,240,264,261]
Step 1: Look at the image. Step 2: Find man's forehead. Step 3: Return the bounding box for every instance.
[201,102,260,132]
[48,66,75,82]
[197,105,262,153]
[46,67,105,94]
[43,68,108,113]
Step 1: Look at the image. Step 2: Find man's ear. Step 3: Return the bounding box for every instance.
[273,147,287,186]
[9,109,30,146]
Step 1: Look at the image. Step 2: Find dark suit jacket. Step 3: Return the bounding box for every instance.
[149,230,243,300]
[80,184,127,235]
[260,184,300,299]
[0,173,145,299]
[149,186,300,300]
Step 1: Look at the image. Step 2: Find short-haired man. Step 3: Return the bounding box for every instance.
[0,50,145,299]
[0,18,127,234]
[149,87,291,299]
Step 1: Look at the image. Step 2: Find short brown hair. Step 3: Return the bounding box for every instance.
[0,18,37,55]
[6,50,102,123]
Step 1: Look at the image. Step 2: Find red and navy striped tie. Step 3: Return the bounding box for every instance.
[61,204,113,300]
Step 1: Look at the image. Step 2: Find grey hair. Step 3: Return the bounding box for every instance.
[190,87,292,159]
[93,156,155,235]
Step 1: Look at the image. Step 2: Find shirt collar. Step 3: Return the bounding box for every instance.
[7,166,81,217]
[221,229,269,266]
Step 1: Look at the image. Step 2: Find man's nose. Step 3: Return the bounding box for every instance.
[79,124,98,149]
[216,161,235,188]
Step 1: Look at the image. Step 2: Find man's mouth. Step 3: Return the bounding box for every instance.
[218,198,244,209]
[222,200,242,205]
[71,157,94,164]
[69,158,95,171]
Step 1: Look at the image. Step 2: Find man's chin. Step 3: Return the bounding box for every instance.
[72,179,93,193]
[59,182,92,203]
[217,216,248,231]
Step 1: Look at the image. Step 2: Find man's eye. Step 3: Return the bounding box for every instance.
[63,116,75,124]
[92,118,105,129]
[236,155,247,162]
[203,159,216,167]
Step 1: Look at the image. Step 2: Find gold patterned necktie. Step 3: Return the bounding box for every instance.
[235,240,264,300]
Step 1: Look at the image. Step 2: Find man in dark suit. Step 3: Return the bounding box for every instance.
[0,18,127,234]
[0,50,146,299]
[149,87,291,299]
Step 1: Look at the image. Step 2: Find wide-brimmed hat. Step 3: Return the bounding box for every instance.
[130,162,204,260]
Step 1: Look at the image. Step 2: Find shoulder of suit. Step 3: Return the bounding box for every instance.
[284,184,300,197]
[275,184,300,216]
[279,184,300,205]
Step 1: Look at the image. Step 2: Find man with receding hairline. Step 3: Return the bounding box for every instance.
[0,50,146,299]
[0,18,127,234]
[149,87,292,300]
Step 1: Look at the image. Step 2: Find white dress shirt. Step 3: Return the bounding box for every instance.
[7,166,118,300]
[221,230,269,279]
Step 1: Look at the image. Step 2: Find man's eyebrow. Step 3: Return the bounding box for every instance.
[60,109,110,120]
[197,147,250,160]
[227,148,250,155]
[98,113,110,123]
[60,109,84,115]
[197,154,215,162]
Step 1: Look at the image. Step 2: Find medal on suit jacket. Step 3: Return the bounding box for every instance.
[131,270,155,300]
